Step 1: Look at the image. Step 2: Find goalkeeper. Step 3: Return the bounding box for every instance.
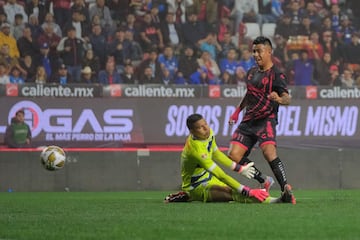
[165,114,291,203]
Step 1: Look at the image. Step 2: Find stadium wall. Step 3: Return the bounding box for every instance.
[0,146,359,192]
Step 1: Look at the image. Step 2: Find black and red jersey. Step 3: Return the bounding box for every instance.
[242,65,288,122]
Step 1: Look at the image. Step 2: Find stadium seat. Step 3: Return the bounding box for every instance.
[261,23,276,45]
[244,23,261,40]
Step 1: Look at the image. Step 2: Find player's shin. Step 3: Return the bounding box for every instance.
[269,157,287,191]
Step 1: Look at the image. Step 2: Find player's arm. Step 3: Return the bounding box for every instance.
[212,146,255,179]
[268,91,291,105]
[229,94,248,125]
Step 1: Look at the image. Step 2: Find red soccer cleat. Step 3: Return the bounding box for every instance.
[282,184,296,204]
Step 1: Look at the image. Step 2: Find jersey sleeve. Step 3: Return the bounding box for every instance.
[273,69,289,96]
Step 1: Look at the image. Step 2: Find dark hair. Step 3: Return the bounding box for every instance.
[253,36,273,49]
[16,109,25,115]
[186,114,203,130]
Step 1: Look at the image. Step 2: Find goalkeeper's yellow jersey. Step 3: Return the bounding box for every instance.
[181,129,243,192]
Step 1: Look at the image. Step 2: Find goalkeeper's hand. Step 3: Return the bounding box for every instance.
[229,108,241,125]
[241,186,269,202]
[235,162,255,179]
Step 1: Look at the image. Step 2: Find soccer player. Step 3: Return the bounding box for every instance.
[228,36,296,204]
[165,114,292,203]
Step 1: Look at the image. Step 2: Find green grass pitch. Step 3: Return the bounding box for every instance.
[0,190,359,240]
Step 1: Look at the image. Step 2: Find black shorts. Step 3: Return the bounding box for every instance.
[230,118,277,156]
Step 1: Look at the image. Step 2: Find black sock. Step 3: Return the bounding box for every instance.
[269,157,287,191]
[239,157,265,184]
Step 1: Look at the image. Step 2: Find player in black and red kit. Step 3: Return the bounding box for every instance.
[228,36,296,204]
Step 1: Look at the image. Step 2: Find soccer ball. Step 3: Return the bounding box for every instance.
[40,145,66,171]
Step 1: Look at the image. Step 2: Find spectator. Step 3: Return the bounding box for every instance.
[192,0,218,30]
[108,28,127,73]
[57,26,87,82]
[321,30,339,62]
[329,64,341,86]
[124,13,140,42]
[166,0,194,24]
[288,0,305,34]
[38,42,53,78]
[0,44,23,75]
[219,32,237,60]
[274,13,295,40]
[337,15,355,45]
[297,14,316,36]
[314,52,332,86]
[80,66,96,83]
[3,0,28,24]
[17,26,41,61]
[38,23,61,65]
[4,109,31,148]
[121,64,137,84]
[123,29,143,66]
[160,12,182,50]
[51,0,72,28]
[82,48,101,77]
[293,50,315,86]
[342,32,360,65]
[139,65,162,84]
[25,0,48,24]
[231,0,261,32]
[235,65,246,85]
[71,0,91,25]
[273,34,286,64]
[197,50,221,84]
[181,11,207,49]
[89,0,114,38]
[329,3,342,32]
[217,15,233,43]
[9,66,24,84]
[41,13,62,38]
[27,14,43,40]
[107,0,130,25]
[50,63,74,84]
[177,45,199,82]
[219,48,239,82]
[98,57,122,84]
[308,31,324,60]
[149,4,161,27]
[19,54,36,82]
[63,9,90,40]
[304,1,321,28]
[198,32,222,61]
[11,13,26,40]
[139,12,164,51]
[0,62,10,84]
[189,66,207,84]
[340,68,355,87]
[0,22,20,58]
[158,45,178,81]
[0,11,7,26]
[271,0,284,23]
[30,65,48,84]
[238,48,255,72]
[89,24,107,68]
[259,0,276,24]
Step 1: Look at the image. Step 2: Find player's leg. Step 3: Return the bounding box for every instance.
[261,144,296,204]
[164,191,190,203]
[228,126,270,188]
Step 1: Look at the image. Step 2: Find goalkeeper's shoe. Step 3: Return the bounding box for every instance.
[281,184,296,204]
[262,176,274,193]
[164,191,189,203]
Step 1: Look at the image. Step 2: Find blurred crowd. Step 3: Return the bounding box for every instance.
[0,0,359,87]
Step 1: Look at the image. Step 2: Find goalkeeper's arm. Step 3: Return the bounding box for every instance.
[213,148,255,179]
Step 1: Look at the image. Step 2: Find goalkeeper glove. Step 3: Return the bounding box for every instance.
[233,162,255,179]
[241,186,269,202]
[229,107,241,125]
